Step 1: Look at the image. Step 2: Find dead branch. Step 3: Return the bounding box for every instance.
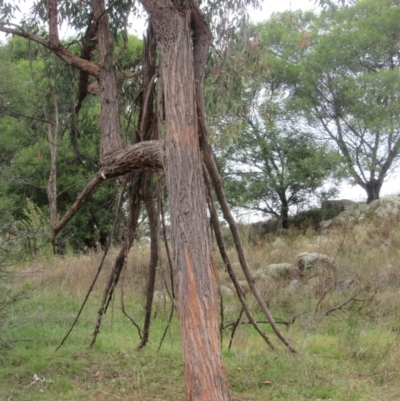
[315,289,330,313]
[56,181,126,351]
[138,173,160,349]
[0,25,100,77]
[228,308,244,350]
[323,288,378,317]
[120,267,143,339]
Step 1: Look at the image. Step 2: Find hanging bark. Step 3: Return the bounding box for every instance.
[138,173,160,348]
[202,141,297,354]
[203,168,276,350]
[91,172,143,346]
[137,22,161,349]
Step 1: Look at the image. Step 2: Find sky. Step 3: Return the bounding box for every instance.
[2,0,399,201]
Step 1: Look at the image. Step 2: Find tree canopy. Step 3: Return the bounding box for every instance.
[260,0,400,202]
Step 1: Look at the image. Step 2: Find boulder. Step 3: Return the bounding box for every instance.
[335,276,358,291]
[298,252,336,277]
[286,279,302,293]
[264,263,301,280]
[322,199,356,217]
[373,196,400,219]
[253,270,268,281]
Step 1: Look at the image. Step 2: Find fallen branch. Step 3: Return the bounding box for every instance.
[323,288,378,317]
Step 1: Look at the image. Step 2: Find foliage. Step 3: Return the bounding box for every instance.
[221,130,341,227]
[0,35,142,252]
[212,20,343,227]
[260,0,400,202]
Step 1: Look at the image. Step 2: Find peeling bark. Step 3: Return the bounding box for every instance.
[138,0,231,399]
[53,140,164,237]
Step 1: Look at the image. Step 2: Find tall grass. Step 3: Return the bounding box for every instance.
[1,213,400,401]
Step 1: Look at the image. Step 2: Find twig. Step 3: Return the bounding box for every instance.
[228,308,244,350]
[315,289,330,313]
[90,185,127,347]
[120,264,142,339]
[0,337,13,349]
[157,302,175,352]
[323,288,377,317]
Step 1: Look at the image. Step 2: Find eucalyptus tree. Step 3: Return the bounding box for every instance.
[261,0,400,202]
[221,128,341,229]
[0,1,296,399]
[211,22,342,229]
[0,36,135,252]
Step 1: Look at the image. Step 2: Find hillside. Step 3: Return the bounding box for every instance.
[1,196,400,401]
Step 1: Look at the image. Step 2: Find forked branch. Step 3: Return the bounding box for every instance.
[53,140,164,236]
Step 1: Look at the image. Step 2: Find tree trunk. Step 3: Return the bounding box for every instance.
[91,0,122,163]
[141,2,231,399]
[365,179,382,203]
[281,202,289,229]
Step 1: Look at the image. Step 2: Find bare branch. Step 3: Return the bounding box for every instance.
[0,25,101,77]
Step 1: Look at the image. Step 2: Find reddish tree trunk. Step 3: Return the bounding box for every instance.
[140,1,231,399]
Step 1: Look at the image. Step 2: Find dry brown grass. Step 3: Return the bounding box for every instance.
[3,208,400,401]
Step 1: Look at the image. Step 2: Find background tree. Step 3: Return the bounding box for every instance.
[210,22,342,228]
[0,35,143,252]
[221,128,340,229]
[260,1,400,202]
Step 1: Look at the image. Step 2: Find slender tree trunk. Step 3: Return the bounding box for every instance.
[91,0,122,162]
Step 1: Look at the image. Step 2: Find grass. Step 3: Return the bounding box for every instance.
[2,214,400,401]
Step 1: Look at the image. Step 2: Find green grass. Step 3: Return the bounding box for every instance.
[2,219,400,401]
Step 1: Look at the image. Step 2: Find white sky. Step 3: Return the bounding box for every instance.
[2,0,399,201]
